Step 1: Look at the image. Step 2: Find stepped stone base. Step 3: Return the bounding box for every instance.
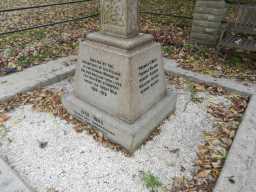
[63,32,177,153]
[62,90,176,153]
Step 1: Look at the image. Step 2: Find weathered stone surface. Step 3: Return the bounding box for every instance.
[101,0,139,38]
[73,39,167,123]
[195,0,226,8]
[164,58,256,96]
[191,26,219,35]
[0,56,76,102]
[190,32,218,43]
[190,38,218,46]
[86,32,153,50]
[193,13,223,22]
[0,158,32,192]
[192,20,221,28]
[194,7,226,15]
[63,0,177,152]
[62,90,177,153]
[191,0,227,46]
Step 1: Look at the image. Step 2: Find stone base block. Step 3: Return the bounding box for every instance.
[62,90,177,153]
[74,35,167,123]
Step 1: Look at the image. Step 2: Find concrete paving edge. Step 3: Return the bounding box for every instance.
[213,95,256,192]
[164,58,256,96]
[0,56,76,102]
[0,158,33,192]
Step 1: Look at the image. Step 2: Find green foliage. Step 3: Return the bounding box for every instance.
[161,46,173,55]
[187,82,204,103]
[17,55,31,66]
[183,43,193,50]
[142,171,162,192]
[225,55,242,68]
[32,30,47,40]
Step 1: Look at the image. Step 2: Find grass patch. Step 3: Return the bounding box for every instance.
[225,55,242,68]
[142,171,163,192]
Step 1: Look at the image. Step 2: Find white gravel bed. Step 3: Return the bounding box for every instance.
[0,80,225,192]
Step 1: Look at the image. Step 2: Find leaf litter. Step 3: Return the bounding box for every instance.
[0,75,249,191]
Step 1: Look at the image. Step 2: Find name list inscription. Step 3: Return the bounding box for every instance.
[138,58,160,94]
[74,109,115,136]
[81,58,122,96]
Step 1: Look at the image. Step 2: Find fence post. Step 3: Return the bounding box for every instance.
[190,0,227,47]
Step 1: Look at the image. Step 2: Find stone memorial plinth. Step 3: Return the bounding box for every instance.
[62,0,177,153]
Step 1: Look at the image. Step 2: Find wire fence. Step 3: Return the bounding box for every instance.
[0,0,254,37]
[0,0,99,36]
[0,0,91,13]
[0,0,198,37]
[0,0,255,80]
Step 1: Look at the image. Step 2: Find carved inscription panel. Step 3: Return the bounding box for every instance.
[74,109,115,136]
[81,58,122,97]
[138,58,160,94]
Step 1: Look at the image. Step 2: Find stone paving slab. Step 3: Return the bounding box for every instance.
[0,158,32,192]
[164,58,256,96]
[0,56,76,102]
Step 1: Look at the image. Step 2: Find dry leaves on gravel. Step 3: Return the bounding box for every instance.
[170,81,248,192]
[0,88,129,154]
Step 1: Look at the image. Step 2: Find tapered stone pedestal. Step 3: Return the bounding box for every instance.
[62,32,176,153]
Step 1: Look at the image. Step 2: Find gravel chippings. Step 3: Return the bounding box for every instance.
[0,81,216,192]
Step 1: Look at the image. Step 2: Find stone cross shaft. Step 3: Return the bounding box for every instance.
[101,0,139,38]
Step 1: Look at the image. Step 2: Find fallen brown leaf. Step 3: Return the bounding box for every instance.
[197,169,211,178]
[0,113,10,123]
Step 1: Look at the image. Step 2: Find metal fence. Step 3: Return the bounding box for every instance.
[0,0,197,37]
[0,0,253,37]
[0,0,99,36]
